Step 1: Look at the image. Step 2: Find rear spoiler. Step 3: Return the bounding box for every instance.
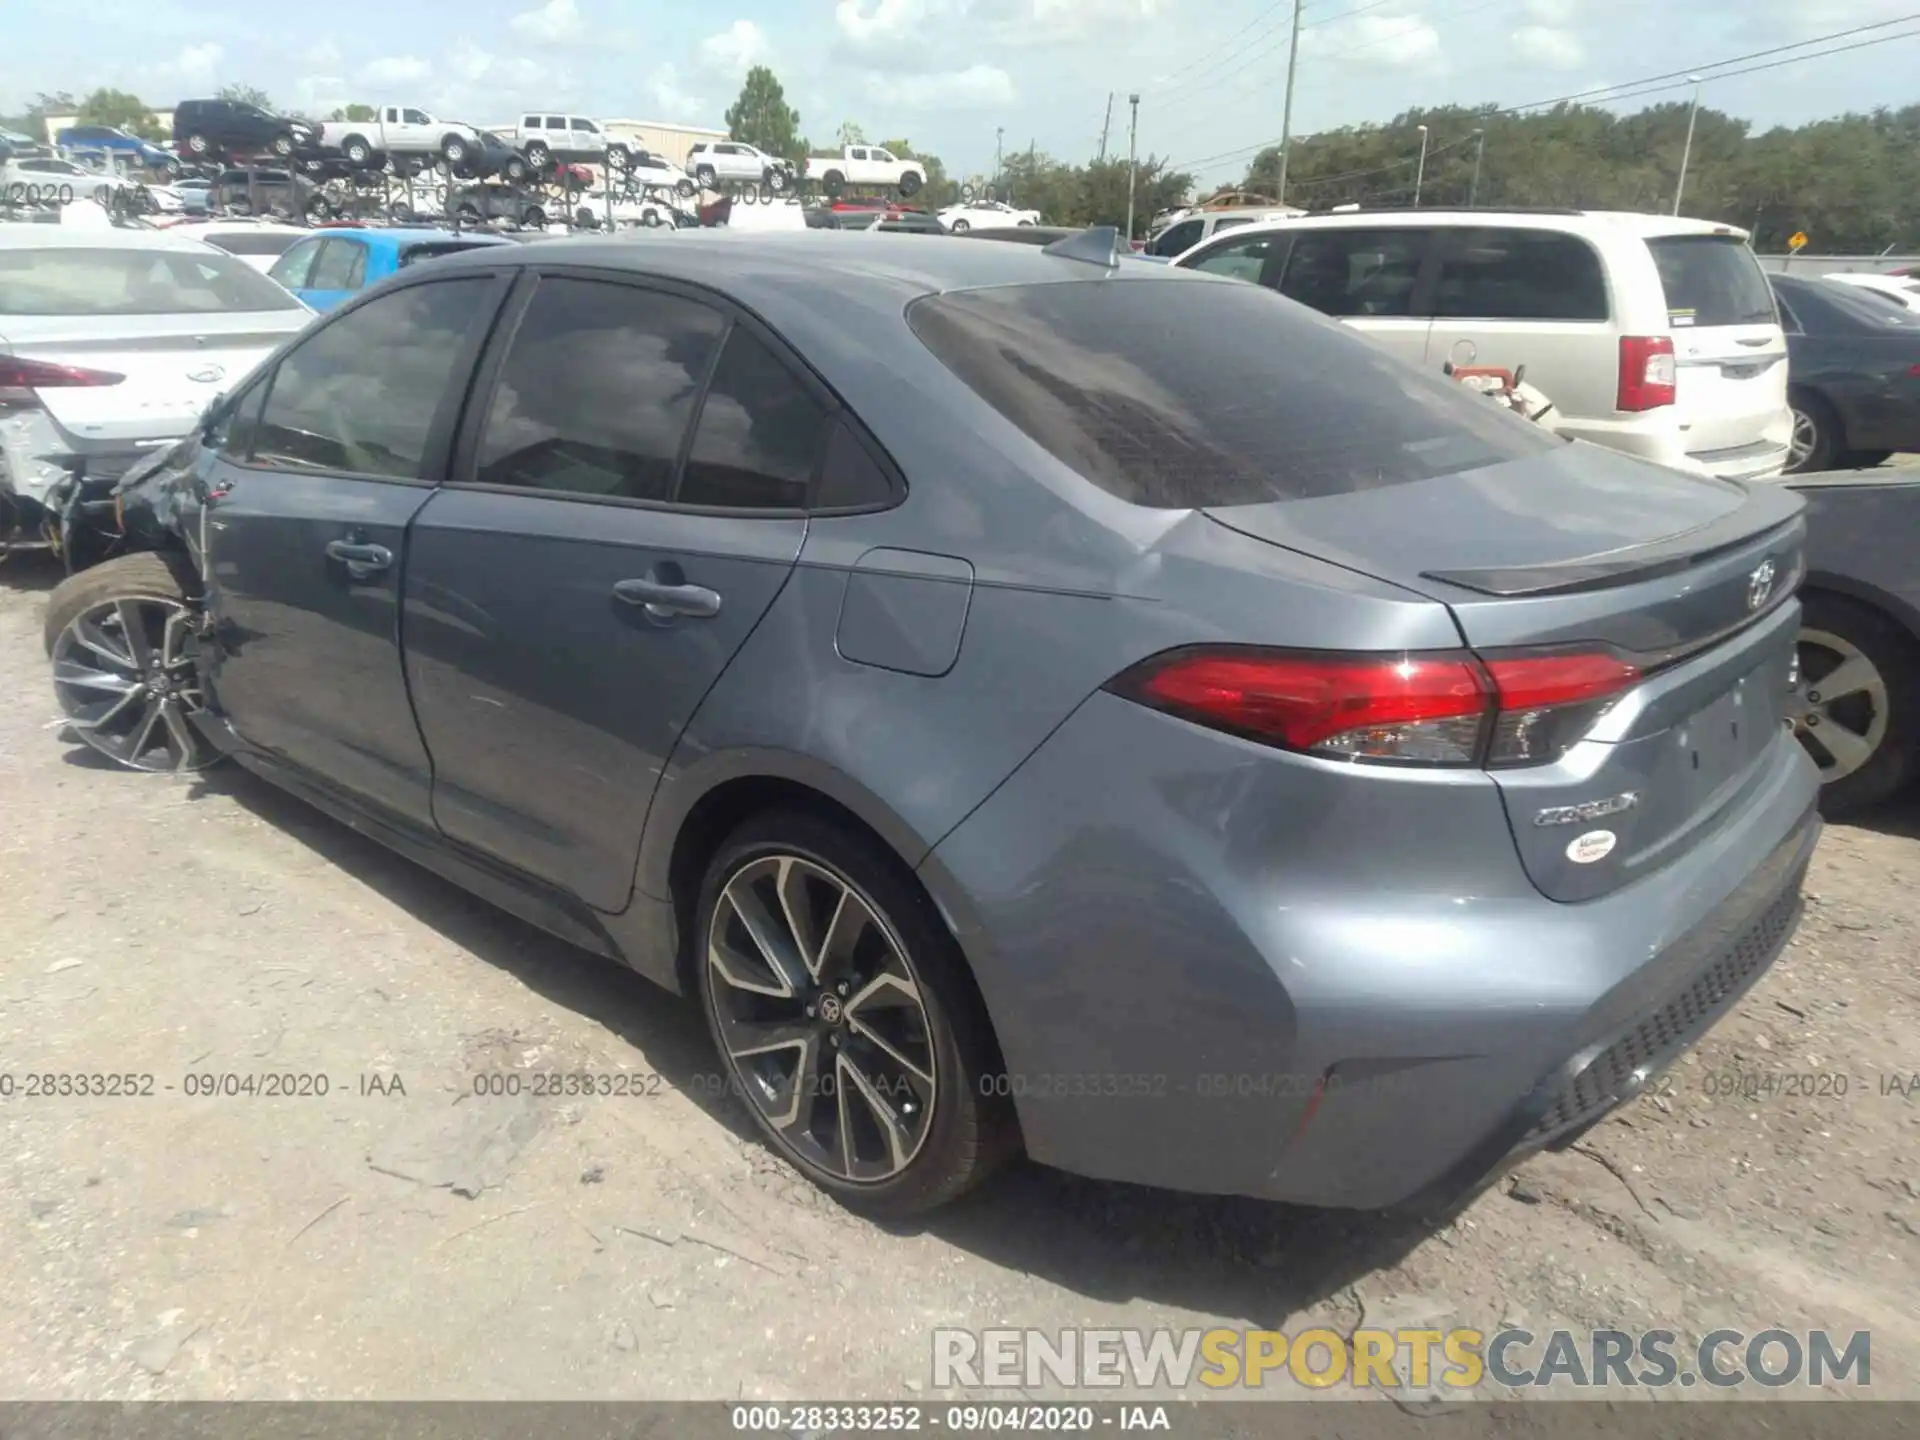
[1422,485,1804,597]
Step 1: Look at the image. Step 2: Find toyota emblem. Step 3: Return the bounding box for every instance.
[1746,559,1777,612]
[186,364,226,384]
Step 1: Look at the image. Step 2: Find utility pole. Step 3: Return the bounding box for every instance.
[1673,74,1704,216]
[1468,128,1485,206]
[1276,0,1304,202]
[995,126,1004,200]
[1123,93,1140,243]
[1098,92,1113,164]
[1413,123,1429,207]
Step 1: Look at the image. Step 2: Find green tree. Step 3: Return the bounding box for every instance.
[725,66,804,166]
[217,84,275,112]
[328,104,378,123]
[836,120,867,148]
[77,88,165,141]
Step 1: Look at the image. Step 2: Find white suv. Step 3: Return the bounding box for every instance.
[1174,209,1792,481]
[686,140,794,192]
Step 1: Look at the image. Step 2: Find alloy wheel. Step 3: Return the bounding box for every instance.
[50,596,212,773]
[1787,408,1818,471]
[706,854,937,1184]
[1790,627,1889,782]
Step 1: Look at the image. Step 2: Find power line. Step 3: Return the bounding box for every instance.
[1500,12,1920,113]
[1166,17,1920,175]
[1147,0,1298,96]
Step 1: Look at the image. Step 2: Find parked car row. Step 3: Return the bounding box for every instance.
[9,224,1831,1228]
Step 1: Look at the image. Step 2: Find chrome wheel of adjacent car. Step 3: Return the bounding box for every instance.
[1787,408,1818,471]
[51,595,212,773]
[705,852,938,1184]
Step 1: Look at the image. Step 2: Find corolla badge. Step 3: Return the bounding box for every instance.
[186,364,226,384]
[1534,792,1639,827]
[1747,558,1777,612]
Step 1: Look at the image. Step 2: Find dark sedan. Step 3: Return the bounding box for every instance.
[452,131,530,184]
[1771,272,1920,474]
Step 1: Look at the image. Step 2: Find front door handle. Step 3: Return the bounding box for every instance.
[613,577,723,619]
[325,539,393,580]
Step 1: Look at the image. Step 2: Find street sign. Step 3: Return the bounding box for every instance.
[1789,231,1809,252]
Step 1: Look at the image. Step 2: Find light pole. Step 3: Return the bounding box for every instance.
[1468,127,1485,207]
[1276,0,1304,203]
[1123,92,1140,243]
[1412,124,1429,207]
[1673,74,1704,216]
[995,127,1004,200]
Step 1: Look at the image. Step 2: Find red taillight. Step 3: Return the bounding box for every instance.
[1481,651,1640,766]
[1908,363,1920,378]
[1108,645,1641,768]
[1109,648,1490,765]
[1617,335,1676,412]
[0,356,126,390]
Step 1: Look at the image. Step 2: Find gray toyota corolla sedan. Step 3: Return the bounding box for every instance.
[44,229,1820,1217]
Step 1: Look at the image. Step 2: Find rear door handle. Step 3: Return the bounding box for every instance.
[613,578,723,619]
[325,539,393,580]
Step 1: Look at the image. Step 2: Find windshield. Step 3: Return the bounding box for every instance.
[908,277,1561,508]
[0,246,305,315]
[1649,234,1776,328]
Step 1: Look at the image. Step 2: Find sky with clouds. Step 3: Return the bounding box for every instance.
[6,0,1917,183]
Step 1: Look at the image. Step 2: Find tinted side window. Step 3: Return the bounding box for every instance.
[1187,234,1284,284]
[545,116,566,130]
[1433,228,1608,321]
[908,279,1559,508]
[209,376,269,457]
[475,277,726,501]
[252,279,489,479]
[1279,228,1431,318]
[1147,218,1204,257]
[680,328,831,510]
[813,420,898,511]
[309,239,363,290]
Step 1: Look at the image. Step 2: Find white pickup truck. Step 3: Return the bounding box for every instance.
[804,145,925,197]
[317,106,483,168]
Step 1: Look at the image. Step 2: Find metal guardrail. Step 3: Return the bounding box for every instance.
[1756,253,1919,274]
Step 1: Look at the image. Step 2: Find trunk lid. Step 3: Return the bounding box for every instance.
[4,315,296,448]
[1206,445,1807,902]
[1647,234,1790,460]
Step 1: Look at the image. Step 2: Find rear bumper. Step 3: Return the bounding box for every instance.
[0,411,166,505]
[921,695,1820,1209]
[1553,416,1791,481]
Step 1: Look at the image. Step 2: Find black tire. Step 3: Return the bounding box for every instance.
[693,810,1015,1216]
[765,166,788,194]
[606,144,630,171]
[455,202,481,223]
[822,168,845,198]
[503,156,527,183]
[899,170,922,197]
[1786,389,1841,475]
[185,133,211,157]
[1843,449,1894,469]
[1796,591,1920,816]
[524,207,546,228]
[526,141,551,170]
[343,136,371,165]
[271,132,294,157]
[442,135,468,165]
[694,163,716,189]
[675,176,695,197]
[949,218,970,233]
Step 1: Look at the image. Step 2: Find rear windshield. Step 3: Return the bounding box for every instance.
[1649,235,1776,328]
[204,231,303,256]
[0,246,305,315]
[906,278,1561,508]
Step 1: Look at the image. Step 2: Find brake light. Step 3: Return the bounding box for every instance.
[1617,335,1676,412]
[0,356,126,390]
[1107,646,1641,768]
[1481,651,1640,766]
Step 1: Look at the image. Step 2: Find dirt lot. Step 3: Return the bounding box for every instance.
[1,548,1916,1403]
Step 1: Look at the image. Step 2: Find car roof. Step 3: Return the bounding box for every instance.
[0,224,226,253]
[1169,208,1752,247]
[328,227,520,252]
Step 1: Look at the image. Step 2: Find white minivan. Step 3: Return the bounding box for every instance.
[1173,210,1792,480]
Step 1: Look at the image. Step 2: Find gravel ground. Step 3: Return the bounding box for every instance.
[1,547,1915,1403]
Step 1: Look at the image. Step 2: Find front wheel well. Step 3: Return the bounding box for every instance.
[663,775,1008,1076]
